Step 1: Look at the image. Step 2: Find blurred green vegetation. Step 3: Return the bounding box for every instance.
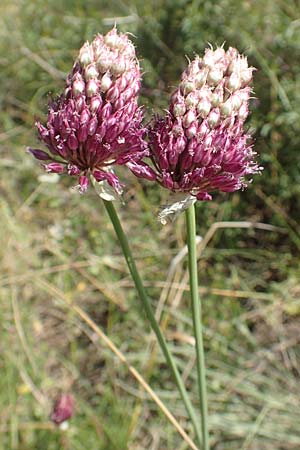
[1,0,300,449]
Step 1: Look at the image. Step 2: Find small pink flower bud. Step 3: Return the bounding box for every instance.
[186,124,197,139]
[207,109,221,128]
[90,95,102,112]
[240,68,253,86]
[185,92,199,109]
[220,99,233,117]
[111,57,127,76]
[72,77,85,97]
[105,32,120,48]
[97,51,114,72]
[100,73,112,92]
[183,110,196,128]
[86,79,99,97]
[207,68,223,86]
[194,70,207,88]
[231,93,243,111]
[45,162,65,173]
[173,102,186,117]
[227,72,241,91]
[79,43,93,66]
[197,99,211,118]
[85,64,98,80]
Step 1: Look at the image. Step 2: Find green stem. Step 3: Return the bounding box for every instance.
[103,199,202,447]
[185,205,209,450]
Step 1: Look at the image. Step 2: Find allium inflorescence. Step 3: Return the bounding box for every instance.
[132,46,261,201]
[28,28,149,193]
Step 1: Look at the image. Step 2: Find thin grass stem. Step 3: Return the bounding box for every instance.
[185,204,209,450]
[102,199,202,447]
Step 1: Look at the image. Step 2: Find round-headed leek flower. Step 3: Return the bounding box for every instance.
[28,28,150,193]
[130,46,261,204]
[50,393,74,426]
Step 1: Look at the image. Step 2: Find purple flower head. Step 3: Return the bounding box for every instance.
[28,28,148,193]
[138,46,262,202]
[50,394,75,425]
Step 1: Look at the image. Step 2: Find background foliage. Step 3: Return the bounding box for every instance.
[1,1,300,449]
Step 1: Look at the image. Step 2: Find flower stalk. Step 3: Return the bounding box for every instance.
[102,198,202,447]
[185,204,209,450]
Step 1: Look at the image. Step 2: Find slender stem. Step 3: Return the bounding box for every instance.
[185,204,209,450]
[103,199,202,447]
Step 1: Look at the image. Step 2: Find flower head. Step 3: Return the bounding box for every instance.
[28,28,148,193]
[133,46,261,202]
[50,394,74,426]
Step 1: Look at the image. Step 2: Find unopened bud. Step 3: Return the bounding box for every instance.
[180,80,195,94]
[220,99,233,117]
[173,103,186,117]
[90,96,102,112]
[79,43,93,66]
[211,91,223,107]
[85,64,98,80]
[231,93,243,111]
[227,72,241,91]
[72,78,85,97]
[238,103,249,121]
[111,58,127,76]
[228,56,248,75]
[208,109,220,128]
[203,49,215,68]
[86,79,99,97]
[240,69,253,86]
[100,74,112,92]
[194,70,207,88]
[185,93,198,109]
[183,110,196,128]
[213,47,226,62]
[186,124,197,139]
[197,99,211,118]
[97,52,113,72]
[105,32,120,49]
[207,68,223,86]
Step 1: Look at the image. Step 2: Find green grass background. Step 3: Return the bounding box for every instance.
[1,0,300,449]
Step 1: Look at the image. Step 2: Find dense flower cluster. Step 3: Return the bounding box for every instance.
[131,46,261,201]
[28,28,149,193]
